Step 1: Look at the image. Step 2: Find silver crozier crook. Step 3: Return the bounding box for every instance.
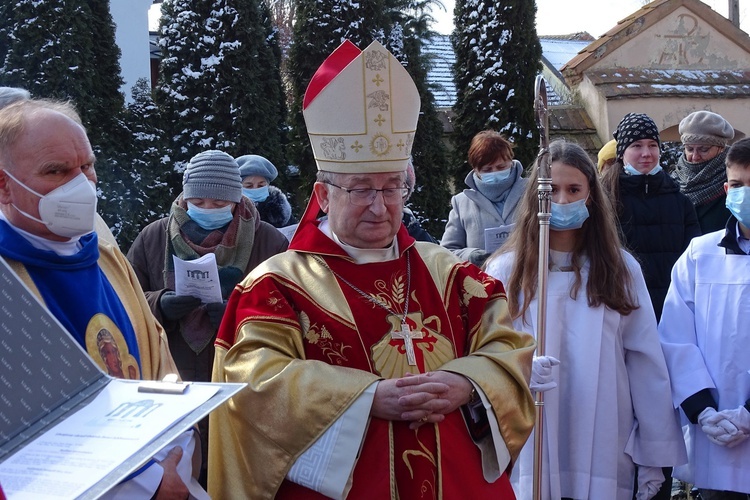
[532,75,551,500]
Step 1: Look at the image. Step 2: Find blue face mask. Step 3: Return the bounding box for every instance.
[186,202,234,230]
[726,186,750,227]
[478,168,513,184]
[550,198,590,231]
[624,164,663,176]
[243,186,269,203]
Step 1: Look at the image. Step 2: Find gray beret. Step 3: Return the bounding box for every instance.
[236,154,278,183]
[679,111,734,146]
[183,150,242,203]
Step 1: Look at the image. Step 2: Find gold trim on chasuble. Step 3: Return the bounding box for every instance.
[387,423,441,499]
[401,425,439,499]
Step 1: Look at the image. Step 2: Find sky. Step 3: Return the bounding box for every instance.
[432,0,749,38]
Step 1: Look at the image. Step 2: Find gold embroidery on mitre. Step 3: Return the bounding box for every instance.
[302,40,419,173]
[365,49,388,71]
[368,91,389,112]
[370,133,391,157]
[372,312,453,378]
[320,136,346,160]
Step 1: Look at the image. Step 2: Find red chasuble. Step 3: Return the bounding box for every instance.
[214,218,520,499]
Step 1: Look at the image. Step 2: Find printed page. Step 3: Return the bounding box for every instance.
[484,223,515,253]
[172,253,223,304]
[0,380,218,499]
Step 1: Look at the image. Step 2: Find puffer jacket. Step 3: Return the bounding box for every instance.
[616,171,700,319]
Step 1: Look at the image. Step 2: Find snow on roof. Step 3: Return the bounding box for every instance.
[540,38,592,71]
[425,34,591,109]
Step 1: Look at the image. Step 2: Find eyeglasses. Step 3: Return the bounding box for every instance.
[684,145,718,155]
[323,182,409,206]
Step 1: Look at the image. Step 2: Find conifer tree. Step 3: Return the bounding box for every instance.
[117,78,173,251]
[451,0,541,182]
[156,0,211,177]
[0,0,133,241]
[386,3,452,237]
[286,0,390,202]
[157,0,287,195]
[0,1,93,102]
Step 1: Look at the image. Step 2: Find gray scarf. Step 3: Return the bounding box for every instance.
[671,150,727,206]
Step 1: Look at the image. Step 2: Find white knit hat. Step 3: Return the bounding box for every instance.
[302,40,420,174]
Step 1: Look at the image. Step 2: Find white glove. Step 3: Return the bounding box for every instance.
[529,355,560,393]
[635,466,664,500]
[717,405,750,437]
[698,407,745,447]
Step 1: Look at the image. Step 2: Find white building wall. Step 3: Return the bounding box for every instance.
[109,0,153,102]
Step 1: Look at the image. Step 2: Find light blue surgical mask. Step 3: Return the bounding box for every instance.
[550,198,590,231]
[186,202,234,230]
[478,168,513,184]
[624,164,663,176]
[726,186,750,227]
[243,186,269,203]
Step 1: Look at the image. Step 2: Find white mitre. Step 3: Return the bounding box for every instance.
[302,40,420,174]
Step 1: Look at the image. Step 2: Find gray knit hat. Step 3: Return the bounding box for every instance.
[679,111,734,146]
[236,154,278,183]
[183,150,242,203]
[613,113,661,162]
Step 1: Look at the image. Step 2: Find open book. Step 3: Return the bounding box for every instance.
[0,256,244,499]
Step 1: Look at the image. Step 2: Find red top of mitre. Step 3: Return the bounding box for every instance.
[303,40,362,110]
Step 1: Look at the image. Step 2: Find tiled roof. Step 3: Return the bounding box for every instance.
[425,34,592,109]
[425,34,456,109]
[549,106,604,155]
[587,69,750,98]
[540,38,592,71]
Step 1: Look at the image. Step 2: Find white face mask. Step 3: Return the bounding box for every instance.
[4,171,98,238]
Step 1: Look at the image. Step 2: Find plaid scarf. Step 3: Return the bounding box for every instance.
[671,150,727,206]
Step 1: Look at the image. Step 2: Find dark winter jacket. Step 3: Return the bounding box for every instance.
[126,216,288,382]
[693,194,731,235]
[255,185,296,228]
[616,171,700,319]
[402,207,438,243]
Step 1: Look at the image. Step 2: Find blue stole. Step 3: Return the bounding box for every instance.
[0,221,142,377]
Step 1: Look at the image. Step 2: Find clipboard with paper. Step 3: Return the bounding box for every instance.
[0,255,245,499]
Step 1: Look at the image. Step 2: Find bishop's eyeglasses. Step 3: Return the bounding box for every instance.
[323,182,410,206]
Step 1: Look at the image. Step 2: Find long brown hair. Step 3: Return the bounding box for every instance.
[488,140,638,320]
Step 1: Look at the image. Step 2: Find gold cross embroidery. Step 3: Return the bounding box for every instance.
[391,322,423,366]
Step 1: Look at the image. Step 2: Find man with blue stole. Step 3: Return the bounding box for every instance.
[0,98,203,499]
